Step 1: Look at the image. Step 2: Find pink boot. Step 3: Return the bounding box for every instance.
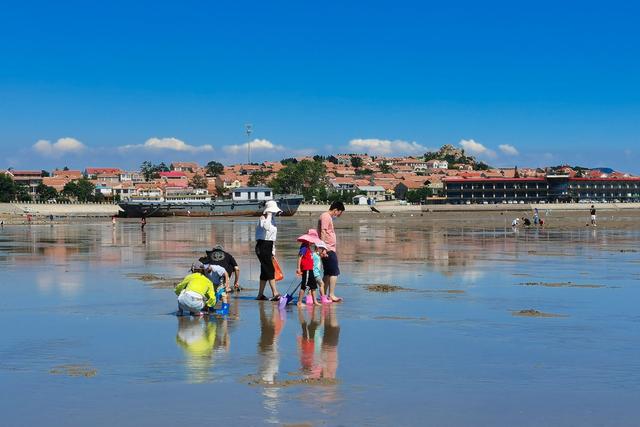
[321,295,333,304]
[305,294,314,305]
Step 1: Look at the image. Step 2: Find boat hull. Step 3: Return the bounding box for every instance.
[118,196,303,218]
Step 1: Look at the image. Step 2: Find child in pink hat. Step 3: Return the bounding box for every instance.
[296,229,323,306]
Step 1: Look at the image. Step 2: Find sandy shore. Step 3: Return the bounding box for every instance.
[2,201,639,229]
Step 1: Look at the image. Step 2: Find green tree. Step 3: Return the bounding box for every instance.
[406,187,433,204]
[248,170,272,187]
[327,155,338,164]
[379,163,393,174]
[41,170,50,177]
[394,182,408,200]
[140,161,155,181]
[350,156,363,168]
[140,161,170,181]
[328,190,360,204]
[280,157,298,165]
[63,178,96,202]
[0,174,17,202]
[190,174,208,189]
[355,168,374,176]
[36,183,58,201]
[313,155,325,162]
[15,185,32,202]
[270,160,327,200]
[205,161,224,177]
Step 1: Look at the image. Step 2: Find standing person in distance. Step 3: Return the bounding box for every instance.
[590,205,597,227]
[255,200,282,301]
[318,201,345,302]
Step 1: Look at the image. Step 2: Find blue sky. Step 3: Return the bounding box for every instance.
[1,0,639,172]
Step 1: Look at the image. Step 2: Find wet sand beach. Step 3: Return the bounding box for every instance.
[1,216,639,426]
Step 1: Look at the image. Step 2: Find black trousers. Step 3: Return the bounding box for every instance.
[255,239,275,281]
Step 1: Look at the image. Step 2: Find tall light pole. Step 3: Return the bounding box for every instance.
[245,123,253,165]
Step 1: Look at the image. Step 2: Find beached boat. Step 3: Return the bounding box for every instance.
[118,187,303,218]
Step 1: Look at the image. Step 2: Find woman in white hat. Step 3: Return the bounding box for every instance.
[255,200,282,301]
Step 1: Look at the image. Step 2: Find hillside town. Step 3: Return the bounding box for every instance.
[2,144,640,204]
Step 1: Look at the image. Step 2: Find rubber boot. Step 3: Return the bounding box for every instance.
[215,303,229,315]
[305,294,314,305]
[321,295,332,304]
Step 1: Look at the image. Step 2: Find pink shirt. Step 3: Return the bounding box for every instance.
[318,211,336,252]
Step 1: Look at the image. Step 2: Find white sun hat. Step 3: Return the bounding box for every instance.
[263,200,283,214]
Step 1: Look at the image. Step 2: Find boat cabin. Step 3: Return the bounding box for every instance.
[232,187,274,201]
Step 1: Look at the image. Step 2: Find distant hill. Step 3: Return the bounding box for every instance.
[423,144,490,170]
[592,167,614,174]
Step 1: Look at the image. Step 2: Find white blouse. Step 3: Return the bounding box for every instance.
[255,213,277,242]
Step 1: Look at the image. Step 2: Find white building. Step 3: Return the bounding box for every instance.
[232,187,274,201]
[356,185,386,201]
[426,159,448,169]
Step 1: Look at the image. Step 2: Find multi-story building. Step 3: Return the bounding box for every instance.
[444,175,640,203]
[443,177,549,203]
[567,177,640,201]
[6,170,43,195]
[85,168,122,179]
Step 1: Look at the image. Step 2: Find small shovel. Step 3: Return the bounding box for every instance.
[279,278,302,309]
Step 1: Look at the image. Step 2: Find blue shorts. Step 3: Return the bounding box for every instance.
[322,251,340,276]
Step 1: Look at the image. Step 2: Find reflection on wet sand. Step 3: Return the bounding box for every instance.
[175,316,229,384]
[258,302,285,423]
[296,305,341,402]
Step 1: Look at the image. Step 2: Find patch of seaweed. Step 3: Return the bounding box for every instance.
[518,281,605,289]
[49,364,98,378]
[512,309,567,318]
[242,374,339,387]
[365,284,409,293]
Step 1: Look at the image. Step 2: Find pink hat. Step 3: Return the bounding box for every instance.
[297,228,321,244]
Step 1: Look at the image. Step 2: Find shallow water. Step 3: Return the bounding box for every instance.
[1,217,639,426]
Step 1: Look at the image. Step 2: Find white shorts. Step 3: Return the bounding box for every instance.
[591,215,597,221]
[178,290,205,314]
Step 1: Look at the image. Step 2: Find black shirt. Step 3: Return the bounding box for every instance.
[206,250,238,276]
[590,208,596,215]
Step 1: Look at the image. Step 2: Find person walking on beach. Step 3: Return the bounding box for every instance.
[255,200,282,301]
[141,216,147,230]
[590,205,597,227]
[533,208,539,226]
[318,201,345,302]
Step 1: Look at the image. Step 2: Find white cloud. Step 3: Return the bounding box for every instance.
[33,137,86,157]
[223,139,284,154]
[459,139,496,158]
[119,137,213,153]
[498,144,519,156]
[348,138,427,155]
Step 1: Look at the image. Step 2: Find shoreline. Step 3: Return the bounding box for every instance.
[2,201,639,227]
